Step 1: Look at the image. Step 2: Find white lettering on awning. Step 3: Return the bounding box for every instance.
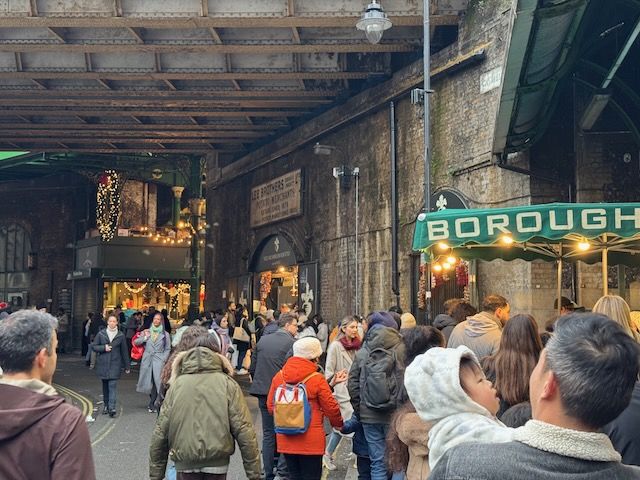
[615,208,640,229]
[549,210,574,230]
[487,214,510,235]
[582,209,607,229]
[516,212,542,233]
[427,220,450,240]
[455,218,480,238]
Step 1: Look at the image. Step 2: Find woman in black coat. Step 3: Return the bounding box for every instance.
[93,315,130,417]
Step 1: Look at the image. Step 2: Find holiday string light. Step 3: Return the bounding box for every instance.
[123,282,148,294]
[96,170,125,242]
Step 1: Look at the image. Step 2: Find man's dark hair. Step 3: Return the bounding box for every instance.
[500,402,532,428]
[389,305,403,315]
[0,310,58,373]
[481,295,508,313]
[277,312,298,328]
[451,302,477,323]
[545,313,640,428]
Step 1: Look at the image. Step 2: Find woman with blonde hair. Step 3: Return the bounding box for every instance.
[593,295,640,342]
[323,315,362,470]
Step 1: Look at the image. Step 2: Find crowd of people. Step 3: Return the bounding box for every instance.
[1,293,640,480]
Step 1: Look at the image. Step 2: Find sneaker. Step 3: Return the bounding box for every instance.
[236,368,249,375]
[323,454,337,471]
[147,407,156,413]
[103,407,109,415]
[109,410,116,418]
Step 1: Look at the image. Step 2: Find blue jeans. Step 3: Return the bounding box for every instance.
[102,379,117,411]
[362,423,389,480]
[258,395,288,480]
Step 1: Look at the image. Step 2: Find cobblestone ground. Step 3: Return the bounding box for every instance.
[55,355,358,480]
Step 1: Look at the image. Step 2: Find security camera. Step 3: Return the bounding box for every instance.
[623,152,632,163]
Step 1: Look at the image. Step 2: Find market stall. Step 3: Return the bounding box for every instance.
[413,203,640,314]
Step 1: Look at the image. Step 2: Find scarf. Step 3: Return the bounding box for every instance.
[150,324,163,343]
[340,335,362,351]
[107,327,118,343]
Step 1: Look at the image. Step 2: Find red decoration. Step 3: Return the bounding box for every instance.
[456,262,469,287]
[98,173,109,185]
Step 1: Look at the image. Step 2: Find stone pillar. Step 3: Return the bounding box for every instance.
[171,186,184,227]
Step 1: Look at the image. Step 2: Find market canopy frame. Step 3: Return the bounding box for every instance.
[413,202,640,310]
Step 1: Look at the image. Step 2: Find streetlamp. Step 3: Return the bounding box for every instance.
[313,143,361,316]
[358,0,433,322]
[356,0,392,44]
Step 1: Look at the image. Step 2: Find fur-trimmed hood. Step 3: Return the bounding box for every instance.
[169,346,234,386]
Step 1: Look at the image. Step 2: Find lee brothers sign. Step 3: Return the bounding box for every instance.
[250,170,302,228]
[413,203,640,249]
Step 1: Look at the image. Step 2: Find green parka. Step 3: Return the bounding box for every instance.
[149,346,261,480]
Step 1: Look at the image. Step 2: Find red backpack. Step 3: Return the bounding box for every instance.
[130,332,145,360]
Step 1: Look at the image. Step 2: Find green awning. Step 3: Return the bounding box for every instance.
[413,202,640,265]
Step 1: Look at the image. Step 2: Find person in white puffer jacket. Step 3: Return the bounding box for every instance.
[404,345,514,469]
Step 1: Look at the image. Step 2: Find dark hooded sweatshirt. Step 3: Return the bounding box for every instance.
[0,379,96,480]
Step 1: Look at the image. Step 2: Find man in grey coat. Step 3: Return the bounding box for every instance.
[249,312,298,480]
[447,294,510,360]
[430,313,640,479]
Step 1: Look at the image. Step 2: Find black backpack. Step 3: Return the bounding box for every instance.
[360,345,403,411]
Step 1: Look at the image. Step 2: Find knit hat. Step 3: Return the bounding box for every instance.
[400,312,417,329]
[292,336,323,360]
[368,311,398,331]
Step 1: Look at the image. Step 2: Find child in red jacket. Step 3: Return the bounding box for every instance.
[268,337,344,480]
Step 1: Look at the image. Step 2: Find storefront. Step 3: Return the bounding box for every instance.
[224,233,319,318]
[69,236,204,344]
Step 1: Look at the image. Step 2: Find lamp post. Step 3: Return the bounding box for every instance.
[314,143,361,316]
[358,0,433,321]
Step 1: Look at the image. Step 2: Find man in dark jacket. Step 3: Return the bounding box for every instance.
[605,382,640,466]
[348,311,406,480]
[430,313,640,479]
[249,312,298,480]
[0,310,96,480]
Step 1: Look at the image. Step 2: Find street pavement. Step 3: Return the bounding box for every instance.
[54,355,356,480]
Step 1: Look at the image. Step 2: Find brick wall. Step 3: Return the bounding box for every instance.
[204,0,559,324]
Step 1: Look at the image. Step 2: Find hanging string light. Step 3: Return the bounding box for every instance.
[123,282,148,294]
[96,170,126,242]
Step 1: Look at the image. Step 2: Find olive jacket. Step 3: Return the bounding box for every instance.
[149,346,260,480]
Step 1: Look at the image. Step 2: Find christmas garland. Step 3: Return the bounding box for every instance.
[123,282,147,294]
[96,170,126,242]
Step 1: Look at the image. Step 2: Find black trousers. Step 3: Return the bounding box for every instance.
[283,454,322,480]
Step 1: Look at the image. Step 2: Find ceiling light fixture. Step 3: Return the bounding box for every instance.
[356,0,392,44]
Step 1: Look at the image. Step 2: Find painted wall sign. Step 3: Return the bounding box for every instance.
[253,235,297,272]
[480,67,502,94]
[250,169,302,228]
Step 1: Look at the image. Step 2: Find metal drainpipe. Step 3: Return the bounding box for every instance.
[390,101,400,307]
[354,167,360,317]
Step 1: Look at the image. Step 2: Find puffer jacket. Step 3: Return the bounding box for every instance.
[149,347,260,480]
[447,311,503,360]
[348,326,406,424]
[267,356,343,455]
